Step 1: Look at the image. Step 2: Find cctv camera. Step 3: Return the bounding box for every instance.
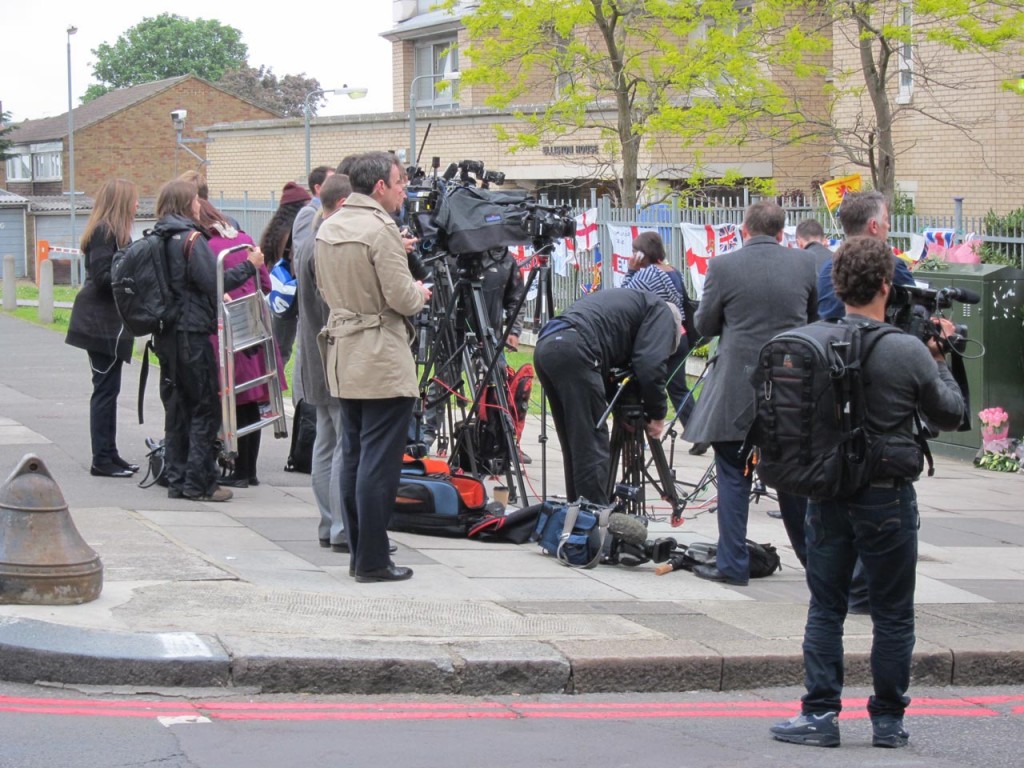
[170,109,187,123]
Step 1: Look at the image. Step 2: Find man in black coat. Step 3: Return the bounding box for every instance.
[534,289,680,505]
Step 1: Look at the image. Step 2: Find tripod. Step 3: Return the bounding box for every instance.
[414,251,529,505]
[603,373,686,525]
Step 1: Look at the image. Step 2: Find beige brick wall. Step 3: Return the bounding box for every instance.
[830,14,1024,216]
[206,108,829,199]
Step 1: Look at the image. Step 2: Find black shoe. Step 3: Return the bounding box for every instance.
[218,475,249,489]
[693,563,748,586]
[91,464,134,478]
[112,456,140,473]
[248,477,260,487]
[770,711,840,748]
[871,716,909,748]
[355,565,413,583]
[319,538,331,548]
[688,441,710,456]
[518,450,533,465]
[168,488,184,499]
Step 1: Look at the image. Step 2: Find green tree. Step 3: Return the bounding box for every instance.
[0,110,15,162]
[216,65,321,117]
[84,13,247,102]
[447,0,827,208]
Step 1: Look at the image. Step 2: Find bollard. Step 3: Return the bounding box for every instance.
[0,454,103,605]
[3,254,16,311]
[38,259,54,325]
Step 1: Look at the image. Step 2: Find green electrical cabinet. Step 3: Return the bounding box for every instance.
[912,264,1024,459]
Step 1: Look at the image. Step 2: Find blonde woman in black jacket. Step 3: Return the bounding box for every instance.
[65,178,139,478]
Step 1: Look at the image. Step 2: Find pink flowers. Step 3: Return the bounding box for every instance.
[978,407,1009,430]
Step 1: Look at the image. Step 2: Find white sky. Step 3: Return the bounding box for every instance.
[1,1,396,123]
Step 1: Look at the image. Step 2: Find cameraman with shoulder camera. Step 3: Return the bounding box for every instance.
[770,236,964,751]
[534,289,681,505]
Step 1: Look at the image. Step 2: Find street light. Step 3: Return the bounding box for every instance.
[304,85,368,178]
[66,25,77,278]
[408,71,460,168]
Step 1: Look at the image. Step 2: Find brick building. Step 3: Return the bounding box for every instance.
[201,3,1024,216]
[1,75,279,200]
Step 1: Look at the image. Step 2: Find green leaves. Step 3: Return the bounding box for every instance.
[88,13,247,92]
[976,450,1021,472]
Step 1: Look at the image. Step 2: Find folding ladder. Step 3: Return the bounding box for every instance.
[216,246,288,459]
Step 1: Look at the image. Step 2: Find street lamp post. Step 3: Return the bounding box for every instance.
[408,71,460,168]
[304,85,368,178]
[66,25,78,279]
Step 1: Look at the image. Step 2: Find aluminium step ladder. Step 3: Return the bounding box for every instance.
[216,245,288,459]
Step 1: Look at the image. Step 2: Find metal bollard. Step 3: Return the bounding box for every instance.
[0,454,103,605]
[38,259,54,325]
[2,254,15,311]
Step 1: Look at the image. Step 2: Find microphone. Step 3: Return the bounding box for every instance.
[939,287,981,305]
[608,512,648,547]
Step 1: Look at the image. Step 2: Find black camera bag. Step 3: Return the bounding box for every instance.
[433,186,533,254]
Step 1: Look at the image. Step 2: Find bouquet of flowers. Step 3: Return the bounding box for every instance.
[978,407,1009,430]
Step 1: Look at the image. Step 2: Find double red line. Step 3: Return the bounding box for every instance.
[0,695,1020,722]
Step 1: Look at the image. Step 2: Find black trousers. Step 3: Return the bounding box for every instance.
[87,350,124,466]
[339,396,415,574]
[534,329,611,504]
[158,332,221,497]
[231,402,262,482]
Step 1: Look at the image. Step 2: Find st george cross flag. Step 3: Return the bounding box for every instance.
[820,174,862,213]
[575,208,599,251]
[681,222,743,299]
[606,223,658,287]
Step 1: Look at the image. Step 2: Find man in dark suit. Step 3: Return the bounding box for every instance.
[684,201,818,585]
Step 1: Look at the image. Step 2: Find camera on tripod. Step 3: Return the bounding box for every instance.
[886,283,977,355]
[526,201,576,241]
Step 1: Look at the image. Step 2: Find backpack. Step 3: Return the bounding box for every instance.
[111,229,199,336]
[268,259,298,319]
[283,399,316,473]
[748,318,900,499]
[747,540,782,578]
[507,363,534,442]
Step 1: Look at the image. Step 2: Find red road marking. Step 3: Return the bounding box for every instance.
[0,695,1017,723]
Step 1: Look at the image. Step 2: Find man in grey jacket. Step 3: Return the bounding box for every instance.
[770,236,964,750]
[683,201,818,585]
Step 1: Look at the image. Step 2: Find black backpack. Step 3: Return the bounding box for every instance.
[111,230,198,336]
[748,318,900,499]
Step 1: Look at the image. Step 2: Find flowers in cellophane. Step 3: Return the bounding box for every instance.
[978,407,1009,430]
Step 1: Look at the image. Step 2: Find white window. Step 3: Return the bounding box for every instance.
[33,149,62,181]
[6,152,31,181]
[414,38,459,108]
[897,5,913,105]
[5,142,62,182]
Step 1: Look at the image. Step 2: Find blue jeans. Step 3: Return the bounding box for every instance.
[801,482,919,720]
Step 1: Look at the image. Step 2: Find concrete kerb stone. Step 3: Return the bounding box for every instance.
[0,617,230,688]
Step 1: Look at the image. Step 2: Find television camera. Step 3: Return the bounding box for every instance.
[885,283,979,355]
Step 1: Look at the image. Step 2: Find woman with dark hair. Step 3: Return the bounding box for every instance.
[199,198,286,488]
[622,230,694,424]
[66,178,139,477]
[152,179,264,502]
[260,181,311,364]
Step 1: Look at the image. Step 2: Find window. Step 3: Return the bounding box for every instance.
[414,38,459,108]
[897,5,913,105]
[4,142,62,182]
[5,152,31,181]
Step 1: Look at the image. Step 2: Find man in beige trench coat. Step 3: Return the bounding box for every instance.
[315,152,430,582]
